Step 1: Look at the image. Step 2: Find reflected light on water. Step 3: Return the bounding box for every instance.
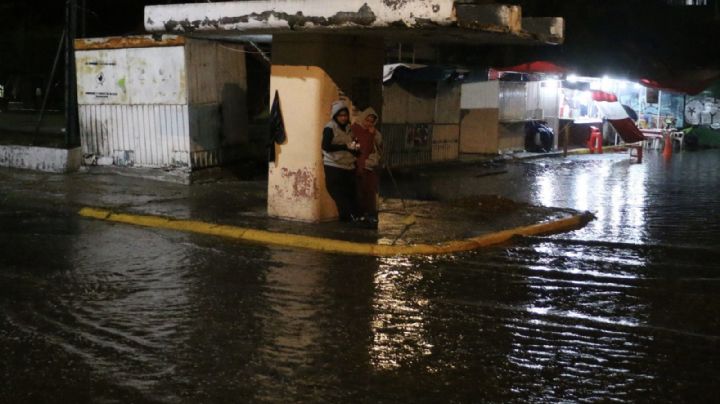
[525,306,641,327]
[534,157,650,248]
[535,174,556,207]
[68,226,193,391]
[518,157,657,393]
[572,171,590,212]
[370,257,432,370]
[623,165,648,244]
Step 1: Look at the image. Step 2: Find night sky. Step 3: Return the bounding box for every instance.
[1,1,719,83]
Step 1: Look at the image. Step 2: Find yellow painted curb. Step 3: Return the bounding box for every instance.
[567,146,629,155]
[78,207,594,257]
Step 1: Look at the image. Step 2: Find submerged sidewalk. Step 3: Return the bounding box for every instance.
[0,163,592,255]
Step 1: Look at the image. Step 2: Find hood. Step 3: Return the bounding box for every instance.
[356,107,379,125]
[331,100,349,119]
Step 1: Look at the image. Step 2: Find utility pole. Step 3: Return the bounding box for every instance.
[80,0,87,38]
[65,0,79,147]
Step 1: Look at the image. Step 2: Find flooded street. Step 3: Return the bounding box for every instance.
[2,150,720,403]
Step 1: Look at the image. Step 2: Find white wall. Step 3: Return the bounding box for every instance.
[77,46,187,105]
[461,80,499,109]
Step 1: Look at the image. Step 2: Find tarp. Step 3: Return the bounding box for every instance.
[383,64,461,84]
[595,99,645,143]
[383,63,426,82]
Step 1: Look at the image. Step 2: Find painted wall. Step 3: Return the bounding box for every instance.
[268,34,384,222]
[0,145,82,173]
[684,95,718,126]
[76,46,187,105]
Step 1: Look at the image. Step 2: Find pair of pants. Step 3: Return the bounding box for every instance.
[324,165,356,221]
[356,169,379,219]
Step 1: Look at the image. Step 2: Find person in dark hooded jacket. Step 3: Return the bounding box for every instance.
[322,100,360,222]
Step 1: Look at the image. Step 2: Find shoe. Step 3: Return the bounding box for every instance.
[352,215,378,229]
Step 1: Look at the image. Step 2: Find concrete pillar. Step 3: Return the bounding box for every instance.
[268,34,384,222]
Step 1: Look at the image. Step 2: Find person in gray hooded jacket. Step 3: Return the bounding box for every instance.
[322,100,360,222]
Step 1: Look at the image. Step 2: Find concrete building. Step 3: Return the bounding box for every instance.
[144,0,564,222]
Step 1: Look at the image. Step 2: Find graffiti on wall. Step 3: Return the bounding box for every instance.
[685,96,720,127]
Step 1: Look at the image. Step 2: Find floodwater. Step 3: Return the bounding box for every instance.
[2,150,720,403]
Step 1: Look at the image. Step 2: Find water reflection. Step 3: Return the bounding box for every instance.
[505,239,654,401]
[533,156,649,245]
[253,248,328,401]
[66,223,194,397]
[2,151,720,402]
[371,256,432,370]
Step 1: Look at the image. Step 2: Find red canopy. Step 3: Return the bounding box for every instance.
[640,70,720,95]
[496,61,567,74]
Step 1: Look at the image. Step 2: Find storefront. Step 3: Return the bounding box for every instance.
[559,75,685,146]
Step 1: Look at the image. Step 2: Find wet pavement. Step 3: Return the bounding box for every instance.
[1,150,720,403]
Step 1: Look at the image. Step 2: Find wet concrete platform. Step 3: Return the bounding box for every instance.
[0,161,587,251]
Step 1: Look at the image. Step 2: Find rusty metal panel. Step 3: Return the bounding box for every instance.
[186,40,219,104]
[432,124,459,161]
[75,35,185,51]
[76,46,187,105]
[79,104,190,168]
[498,82,526,121]
[382,82,409,124]
[540,80,560,117]
[525,81,542,119]
[382,81,436,124]
[188,104,222,169]
[435,81,461,124]
[382,123,433,168]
